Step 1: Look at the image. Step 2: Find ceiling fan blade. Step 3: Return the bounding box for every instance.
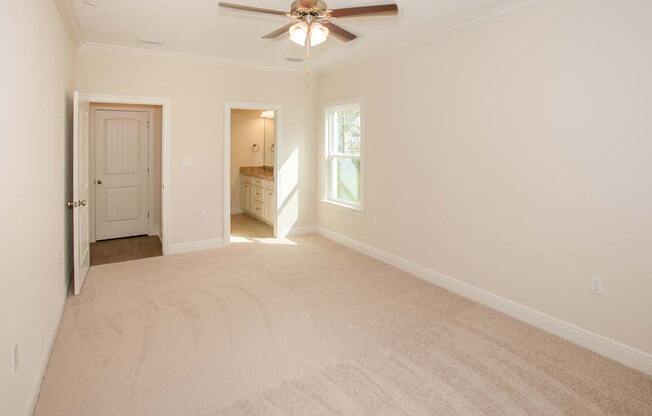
[322,22,357,42]
[262,23,295,39]
[218,2,288,16]
[330,4,398,18]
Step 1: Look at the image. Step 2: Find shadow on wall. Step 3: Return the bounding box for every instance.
[277,148,299,237]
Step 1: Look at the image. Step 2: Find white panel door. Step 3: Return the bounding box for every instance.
[95,110,150,240]
[73,92,91,295]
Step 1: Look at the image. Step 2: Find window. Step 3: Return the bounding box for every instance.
[324,102,362,209]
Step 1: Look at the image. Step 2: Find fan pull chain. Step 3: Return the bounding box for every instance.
[305,20,312,60]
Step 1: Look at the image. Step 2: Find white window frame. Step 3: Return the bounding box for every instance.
[322,99,364,212]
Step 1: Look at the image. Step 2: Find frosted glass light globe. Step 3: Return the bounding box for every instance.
[289,22,329,46]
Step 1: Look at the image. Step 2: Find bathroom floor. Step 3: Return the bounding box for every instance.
[231,214,273,238]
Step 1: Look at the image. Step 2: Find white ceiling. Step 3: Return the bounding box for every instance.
[73,0,526,71]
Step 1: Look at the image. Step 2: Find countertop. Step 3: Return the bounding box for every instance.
[240,166,274,180]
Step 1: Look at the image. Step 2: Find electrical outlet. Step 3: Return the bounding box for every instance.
[199,210,208,222]
[12,343,18,373]
[590,275,605,296]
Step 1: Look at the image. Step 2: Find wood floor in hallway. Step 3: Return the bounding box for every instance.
[90,235,162,265]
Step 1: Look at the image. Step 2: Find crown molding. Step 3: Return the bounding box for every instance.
[62,0,567,76]
[314,0,568,75]
[79,42,307,76]
[54,0,83,48]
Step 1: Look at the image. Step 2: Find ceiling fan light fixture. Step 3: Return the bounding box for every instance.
[289,22,329,47]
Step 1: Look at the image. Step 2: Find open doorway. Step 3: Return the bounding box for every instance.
[88,103,163,265]
[227,107,277,241]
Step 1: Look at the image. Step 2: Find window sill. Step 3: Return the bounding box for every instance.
[320,199,364,214]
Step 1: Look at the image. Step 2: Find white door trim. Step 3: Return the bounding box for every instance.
[224,102,283,245]
[79,93,172,255]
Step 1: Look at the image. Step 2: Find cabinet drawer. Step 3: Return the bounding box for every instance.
[264,189,275,223]
[253,178,264,187]
[241,175,253,184]
[253,186,265,203]
[263,180,274,190]
[253,200,264,216]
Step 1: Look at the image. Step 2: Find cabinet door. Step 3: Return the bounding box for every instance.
[264,189,275,223]
[253,185,265,203]
[241,183,252,213]
[246,184,253,212]
[253,200,265,218]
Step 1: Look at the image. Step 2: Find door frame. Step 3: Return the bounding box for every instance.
[224,102,282,244]
[80,93,172,255]
[89,106,157,242]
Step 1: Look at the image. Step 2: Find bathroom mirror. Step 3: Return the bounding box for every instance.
[261,110,275,167]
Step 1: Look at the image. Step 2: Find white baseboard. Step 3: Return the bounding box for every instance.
[26,280,68,415]
[285,225,319,237]
[165,238,224,255]
[317,226,652,376]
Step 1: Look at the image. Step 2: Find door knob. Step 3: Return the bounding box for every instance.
[79,200,87,207]
[67,201,78,209]
[97,179,103,185]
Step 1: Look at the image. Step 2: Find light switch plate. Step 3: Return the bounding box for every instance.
[590,275,605,296]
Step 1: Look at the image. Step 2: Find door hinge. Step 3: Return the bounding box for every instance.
[148,212,150,219]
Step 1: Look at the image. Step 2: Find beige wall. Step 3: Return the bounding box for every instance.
[0,1,76,415]
[230,109,275,213]
[76,49,317,243]
[317,0,652,355]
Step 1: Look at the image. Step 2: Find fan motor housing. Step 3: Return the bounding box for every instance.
[291,0,328,17]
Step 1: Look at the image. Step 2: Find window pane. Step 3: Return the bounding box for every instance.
[334,107,360,155]
[334,157,360,204]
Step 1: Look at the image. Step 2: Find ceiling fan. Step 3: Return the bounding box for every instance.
[218,1,399,59]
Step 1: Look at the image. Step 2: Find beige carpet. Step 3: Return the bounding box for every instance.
[35,235,652,416]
